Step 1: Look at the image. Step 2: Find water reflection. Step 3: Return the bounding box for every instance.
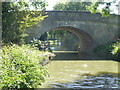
[40,61,119,89]
[52,51,105,60]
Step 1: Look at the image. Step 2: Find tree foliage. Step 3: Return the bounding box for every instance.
[111,40,120,60]
[86,2,111,17]
[53,1,118,17]
[53,2,92,11]
[2,1,47,44]
[86,0,119,17]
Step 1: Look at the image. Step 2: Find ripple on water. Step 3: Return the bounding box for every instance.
[48,74,120,89]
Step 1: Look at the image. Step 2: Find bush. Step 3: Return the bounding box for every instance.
[111,40,120,60]
[0,44,49,89]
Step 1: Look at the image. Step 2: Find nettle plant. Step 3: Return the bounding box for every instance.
[0,44,49,89]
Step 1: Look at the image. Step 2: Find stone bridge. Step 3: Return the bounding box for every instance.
[25,11,119,55]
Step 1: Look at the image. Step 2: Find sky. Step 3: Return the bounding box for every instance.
[45,0,60,10]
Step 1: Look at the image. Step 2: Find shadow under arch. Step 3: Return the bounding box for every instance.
[48,26,94,53]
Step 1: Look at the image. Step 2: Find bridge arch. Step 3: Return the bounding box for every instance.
[40,26,93,53]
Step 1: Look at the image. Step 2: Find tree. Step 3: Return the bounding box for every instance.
[53,1,119,17]
[2,1,47,44]
[86,1,119,17]
[53,2,92,11]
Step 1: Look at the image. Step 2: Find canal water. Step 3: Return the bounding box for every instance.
[40,60,120,89]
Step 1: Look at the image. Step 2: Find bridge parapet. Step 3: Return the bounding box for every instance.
[45,11,119,25]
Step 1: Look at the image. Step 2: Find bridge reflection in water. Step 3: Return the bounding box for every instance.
[53,51,81,60]
[40,60,119,89]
